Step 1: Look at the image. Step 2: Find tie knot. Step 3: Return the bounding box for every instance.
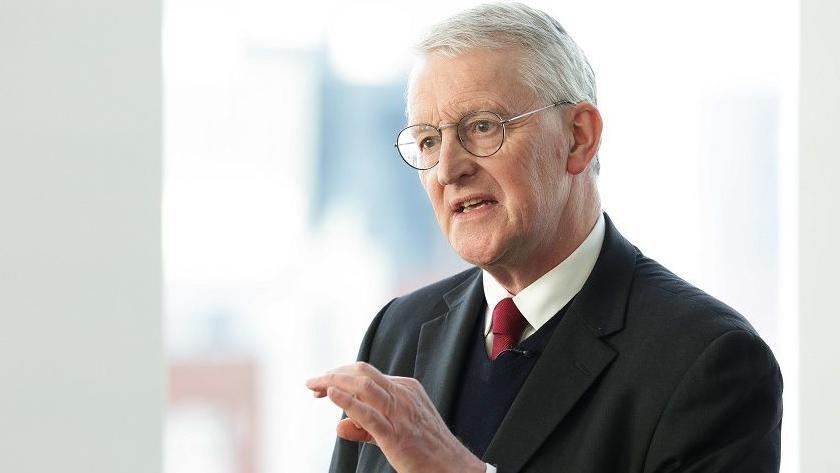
[492,298,527,335]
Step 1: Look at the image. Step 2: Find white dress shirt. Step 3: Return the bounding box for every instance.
[482,213,606,355]
[481,213,605,473]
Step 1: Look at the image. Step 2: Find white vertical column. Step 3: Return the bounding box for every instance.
[0,0,162,471]
[800,0,840,472]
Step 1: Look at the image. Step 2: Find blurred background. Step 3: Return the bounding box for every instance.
[162,0,799,471]
[2,0,838,472]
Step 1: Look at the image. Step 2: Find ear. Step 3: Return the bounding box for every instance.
[566,102,603,175]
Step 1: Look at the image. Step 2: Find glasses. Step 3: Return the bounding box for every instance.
[394,101,573,170]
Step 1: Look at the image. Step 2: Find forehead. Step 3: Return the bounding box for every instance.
[407,48,533,124]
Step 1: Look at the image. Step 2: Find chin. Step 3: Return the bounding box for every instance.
[451,239,504,268]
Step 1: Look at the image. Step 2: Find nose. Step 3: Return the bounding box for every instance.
[435,128,477,186]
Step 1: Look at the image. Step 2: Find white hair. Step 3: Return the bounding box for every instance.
[412,2,600,175]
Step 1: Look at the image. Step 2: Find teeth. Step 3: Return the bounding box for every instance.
[460,198,486,212]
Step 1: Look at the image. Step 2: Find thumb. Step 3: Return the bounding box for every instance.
[336,417,377,445]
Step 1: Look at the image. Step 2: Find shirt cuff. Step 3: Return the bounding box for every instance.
[486,463,497,473]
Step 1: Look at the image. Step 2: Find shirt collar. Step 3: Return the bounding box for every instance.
[482,213,606,335]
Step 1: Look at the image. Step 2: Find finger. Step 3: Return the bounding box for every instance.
[389,376,422,386]
[308,373,392,411]
[308,362,392,392]
[306,365,362,390]
[336,417,376,444]
[389,376,429,398]
[327,386,391,442]
[347,362,396,393]
[329,362,394,392]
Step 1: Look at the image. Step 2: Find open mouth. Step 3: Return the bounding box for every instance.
[457,198,498,214]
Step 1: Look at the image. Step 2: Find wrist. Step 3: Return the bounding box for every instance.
[455,444,485,473]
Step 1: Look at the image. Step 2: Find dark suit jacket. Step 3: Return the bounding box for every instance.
[329,214,782,472]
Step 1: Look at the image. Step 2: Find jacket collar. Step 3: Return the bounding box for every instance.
[413,268,484,422]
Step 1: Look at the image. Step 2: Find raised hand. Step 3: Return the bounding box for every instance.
[306,362,485,473]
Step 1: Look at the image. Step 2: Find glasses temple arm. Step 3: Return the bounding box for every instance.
[500,101,575,124]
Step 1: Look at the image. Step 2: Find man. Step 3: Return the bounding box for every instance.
[306,3,782,472]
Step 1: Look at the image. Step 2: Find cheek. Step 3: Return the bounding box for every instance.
[420,171,448,221]
[419,170,436,199]
[521,148,566,223]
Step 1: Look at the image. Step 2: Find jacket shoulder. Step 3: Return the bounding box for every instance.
[629,253,758,336]
[613,251,778,397]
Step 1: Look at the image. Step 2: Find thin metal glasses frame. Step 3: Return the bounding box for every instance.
[394,100,574,170]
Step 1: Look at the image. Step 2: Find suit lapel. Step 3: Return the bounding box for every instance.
[484,213,638,471]
[482,311,617,471]
[413,269,485,422]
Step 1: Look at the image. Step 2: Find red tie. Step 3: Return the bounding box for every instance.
[491,298,528,360]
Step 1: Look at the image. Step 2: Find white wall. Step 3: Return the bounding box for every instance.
[800,0,840,472]
[0,0,162,471]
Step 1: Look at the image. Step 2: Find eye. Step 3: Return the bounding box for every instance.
[464,118,500,136]
[474,120,494,133]
[418,134,440,151]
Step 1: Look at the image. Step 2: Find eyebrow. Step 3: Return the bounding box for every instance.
[410,101,515,127]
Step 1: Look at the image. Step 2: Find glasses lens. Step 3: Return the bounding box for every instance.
[396,124,440,170]
[457,112,504,157]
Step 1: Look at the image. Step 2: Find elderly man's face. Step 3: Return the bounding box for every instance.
[408,48,573,271]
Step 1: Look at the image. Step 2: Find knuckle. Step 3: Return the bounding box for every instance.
[360,377,376,392]
[406,377,422,390]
